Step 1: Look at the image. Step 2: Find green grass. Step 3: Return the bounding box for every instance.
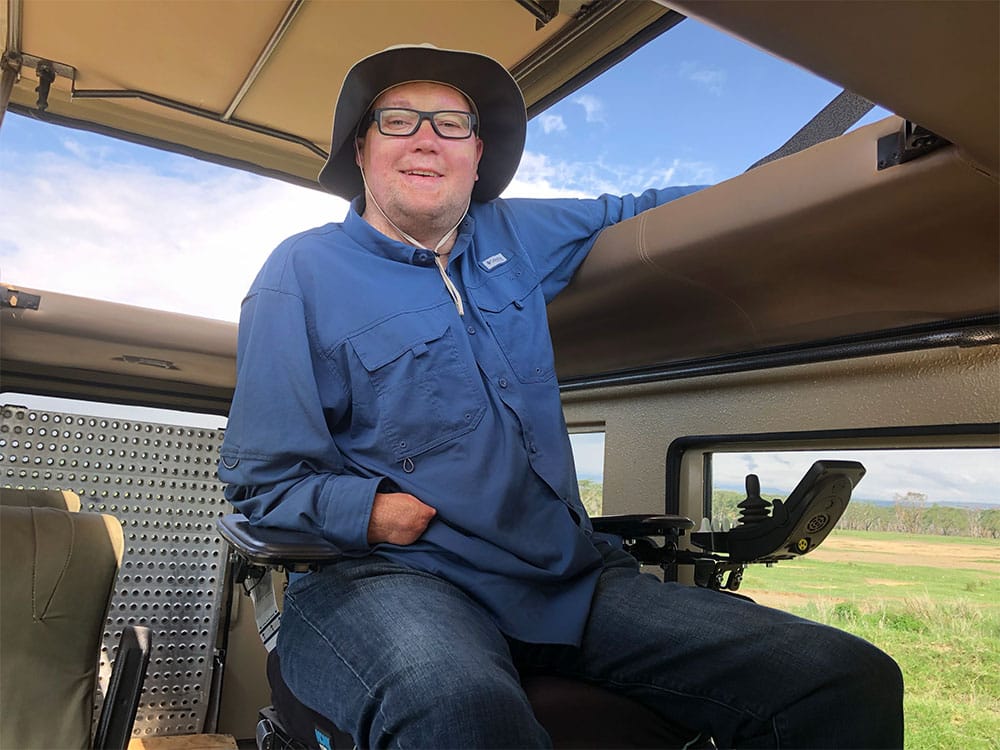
[738,533,1000,750]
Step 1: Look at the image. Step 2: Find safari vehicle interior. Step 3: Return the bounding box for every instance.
[1,0,998,748]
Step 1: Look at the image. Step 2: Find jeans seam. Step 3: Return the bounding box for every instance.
[284,594,398,745]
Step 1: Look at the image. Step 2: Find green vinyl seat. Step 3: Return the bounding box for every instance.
[0,488,150,750]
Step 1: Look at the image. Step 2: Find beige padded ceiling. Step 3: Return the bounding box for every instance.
[2,0,670,183]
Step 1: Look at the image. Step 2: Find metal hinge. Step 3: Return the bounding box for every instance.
[877,120,950,170]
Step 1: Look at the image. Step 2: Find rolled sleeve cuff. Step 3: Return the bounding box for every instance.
[321,473,382,551]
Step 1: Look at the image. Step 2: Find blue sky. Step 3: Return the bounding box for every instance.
[1,17,995,507]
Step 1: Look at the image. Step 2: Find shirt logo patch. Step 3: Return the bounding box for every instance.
[480,252,509,271]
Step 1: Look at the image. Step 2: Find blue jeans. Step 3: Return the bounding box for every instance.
[278,547,903,749]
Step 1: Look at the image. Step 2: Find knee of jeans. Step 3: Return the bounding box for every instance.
[367,663,548,748]
[380,661,533,727]
[833,637,904,709]
[865,646,904,701]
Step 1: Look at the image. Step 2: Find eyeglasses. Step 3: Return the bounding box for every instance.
[369,108,478,139]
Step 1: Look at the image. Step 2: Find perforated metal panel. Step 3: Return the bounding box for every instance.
[0,405,230,738]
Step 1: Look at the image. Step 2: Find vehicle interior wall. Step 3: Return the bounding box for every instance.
[562,344,1000,522]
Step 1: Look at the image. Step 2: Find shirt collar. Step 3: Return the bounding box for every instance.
[343,197,476,267]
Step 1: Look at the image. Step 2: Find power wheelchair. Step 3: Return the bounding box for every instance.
[217,460,864,750]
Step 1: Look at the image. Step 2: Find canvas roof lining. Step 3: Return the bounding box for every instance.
[2,0,673,183]
[547,116,999,378]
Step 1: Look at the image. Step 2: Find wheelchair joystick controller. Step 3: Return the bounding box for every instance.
[685,460,865,590]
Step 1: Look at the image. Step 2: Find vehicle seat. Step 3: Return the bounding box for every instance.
[0,486,81,510]
[0,488,151,750]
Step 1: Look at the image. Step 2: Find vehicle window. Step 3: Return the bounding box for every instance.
[569,431,605,516]
[0,393,227,430]
[708,447,999,746]
[709,448,999,538]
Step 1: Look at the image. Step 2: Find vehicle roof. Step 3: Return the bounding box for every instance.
[4,1,995,183]
[2,0,997,411]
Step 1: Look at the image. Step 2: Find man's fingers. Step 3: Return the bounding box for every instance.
[368,492,436,545]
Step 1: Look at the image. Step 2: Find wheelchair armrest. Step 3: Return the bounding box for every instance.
[591,514,695,568]
[592,513,694,539]
[217,513,344,569]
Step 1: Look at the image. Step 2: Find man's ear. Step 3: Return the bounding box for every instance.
[474,137,484,181]
[354,138,364,168]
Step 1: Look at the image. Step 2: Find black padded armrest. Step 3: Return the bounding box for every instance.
[93,625,152,750]
[592,513,694,538]
[217,513,344,568]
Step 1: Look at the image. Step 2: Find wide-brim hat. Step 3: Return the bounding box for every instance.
[317,43,526,202]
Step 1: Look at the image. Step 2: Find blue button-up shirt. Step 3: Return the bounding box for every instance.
[220,187,700,644]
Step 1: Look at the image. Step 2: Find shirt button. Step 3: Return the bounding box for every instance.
[498,378,508,389]
[529,442,537,453]
[467,326,476,335]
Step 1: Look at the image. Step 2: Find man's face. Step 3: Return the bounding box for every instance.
[357,81,484,242]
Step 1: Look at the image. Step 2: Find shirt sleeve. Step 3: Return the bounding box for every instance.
[218,285,379,552]
[502,185,705,302]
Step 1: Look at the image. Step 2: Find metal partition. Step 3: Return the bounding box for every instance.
[0,404,229,738]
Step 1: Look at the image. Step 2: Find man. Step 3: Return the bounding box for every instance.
[220,44,903,748]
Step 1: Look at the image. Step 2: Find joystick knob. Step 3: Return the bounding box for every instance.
[737,474,772,525]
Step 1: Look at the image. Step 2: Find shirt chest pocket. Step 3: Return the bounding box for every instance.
[349,314,486,462]
[471,267,556,384]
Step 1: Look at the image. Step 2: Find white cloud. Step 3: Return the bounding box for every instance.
[679,61,727,95]
[713,449,1000,506]
[539,114,567,134]
[0,153,347,321]
[1,141,715,324]
[507,150,717,198]
[570,432,605,481]
[61,136,115,162]
[504,151,592,198]
[573,94,606,123]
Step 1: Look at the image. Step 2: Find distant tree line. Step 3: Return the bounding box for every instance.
[579,479,603,518]
[579,482,1000,538]
[710,489,1000,539]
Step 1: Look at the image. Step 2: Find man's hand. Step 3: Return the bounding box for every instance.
[367,492,437,545]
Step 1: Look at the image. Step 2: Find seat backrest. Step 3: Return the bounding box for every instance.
[0,486,81,511]
[0,504,124,750]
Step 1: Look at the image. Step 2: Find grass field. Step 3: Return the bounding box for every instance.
[736,530,1000,750]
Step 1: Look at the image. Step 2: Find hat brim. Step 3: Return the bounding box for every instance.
[317,45,526,202]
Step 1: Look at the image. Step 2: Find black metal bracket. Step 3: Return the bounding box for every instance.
[34,61,56,111]
[1,287,41,311]
[877,120,950,170]
[515,0,560,29]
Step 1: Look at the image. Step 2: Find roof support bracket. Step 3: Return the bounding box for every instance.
[0,52,77,117]
[514,0,560,29]
[1,287,41,311]
[877,120,950,170]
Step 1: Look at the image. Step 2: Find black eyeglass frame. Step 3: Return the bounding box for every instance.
[367,108,479,139]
